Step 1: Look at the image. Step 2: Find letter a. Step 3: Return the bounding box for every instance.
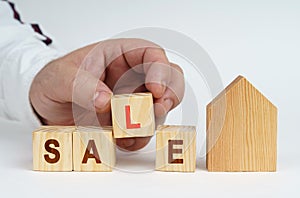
[82,140,101,164]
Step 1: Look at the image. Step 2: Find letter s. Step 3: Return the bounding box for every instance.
[44,139,60,164]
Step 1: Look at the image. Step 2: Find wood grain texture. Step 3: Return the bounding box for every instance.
[32,126,75,171]
[73,126,116,172]
[111,93,155,138]
[156,125,196,172]
[206,76,277,172]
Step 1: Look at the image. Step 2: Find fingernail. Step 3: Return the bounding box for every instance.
[164,99,173,112]
[153,81,166,98]
[116,138,136,150]
[161,80,167,86]
[94,91,111,109]
[122,138,135,147]
[160,81,167,91]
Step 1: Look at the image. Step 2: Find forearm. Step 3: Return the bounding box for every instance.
[0,1,61,128]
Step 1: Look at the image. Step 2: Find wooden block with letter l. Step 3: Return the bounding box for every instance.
[156,125,196,172]
[73,126,116,172]
[206,76,277,172]
[111,93,155,138]
[32,126,75,171]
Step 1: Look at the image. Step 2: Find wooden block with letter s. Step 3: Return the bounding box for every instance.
[156,125,196,172]
[32,126,75,171]
[111,93,155,138]
[73,126,116,172]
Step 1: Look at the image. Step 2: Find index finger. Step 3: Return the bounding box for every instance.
[123,45,172,98]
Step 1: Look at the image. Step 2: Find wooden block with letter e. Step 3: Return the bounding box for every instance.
[111,93,155,138]
[73,126,116,172]
[32,126,75,171]
[156,125,196,172]
[206,76,277,172]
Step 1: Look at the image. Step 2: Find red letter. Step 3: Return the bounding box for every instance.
[82,140,101,164]
[125,105,141,129]
[44,139,60,164]
[168,140,184,164]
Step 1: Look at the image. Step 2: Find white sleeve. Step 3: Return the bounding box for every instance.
[0,1,62,129]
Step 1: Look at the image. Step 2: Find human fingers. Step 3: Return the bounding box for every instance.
[116,137,151,151]
[153,63,184,117]
[38,61,113,114]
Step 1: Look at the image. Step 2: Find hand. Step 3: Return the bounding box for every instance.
[29,38,184,151]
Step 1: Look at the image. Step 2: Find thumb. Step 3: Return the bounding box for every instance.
[65,66,112,113]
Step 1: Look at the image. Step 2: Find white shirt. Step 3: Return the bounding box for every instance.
[0,1,61,129]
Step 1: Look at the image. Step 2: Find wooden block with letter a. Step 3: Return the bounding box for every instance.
[111,93,155,138]
[156,125,196,172]
[32,126,74,171]
[206,76,277,172]
[73,126,116,172]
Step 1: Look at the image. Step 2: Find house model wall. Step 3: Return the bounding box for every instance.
[206,76,277,172]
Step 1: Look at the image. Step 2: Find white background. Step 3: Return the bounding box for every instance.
[0,0,299,197]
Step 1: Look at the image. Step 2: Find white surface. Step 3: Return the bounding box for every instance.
[1,0,300,197]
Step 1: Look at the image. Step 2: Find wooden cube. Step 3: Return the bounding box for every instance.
[73,126,116,172]
[111,93,155,138]
[206,76,277,172]
[32,126,75,171]
[156,125,196,172]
